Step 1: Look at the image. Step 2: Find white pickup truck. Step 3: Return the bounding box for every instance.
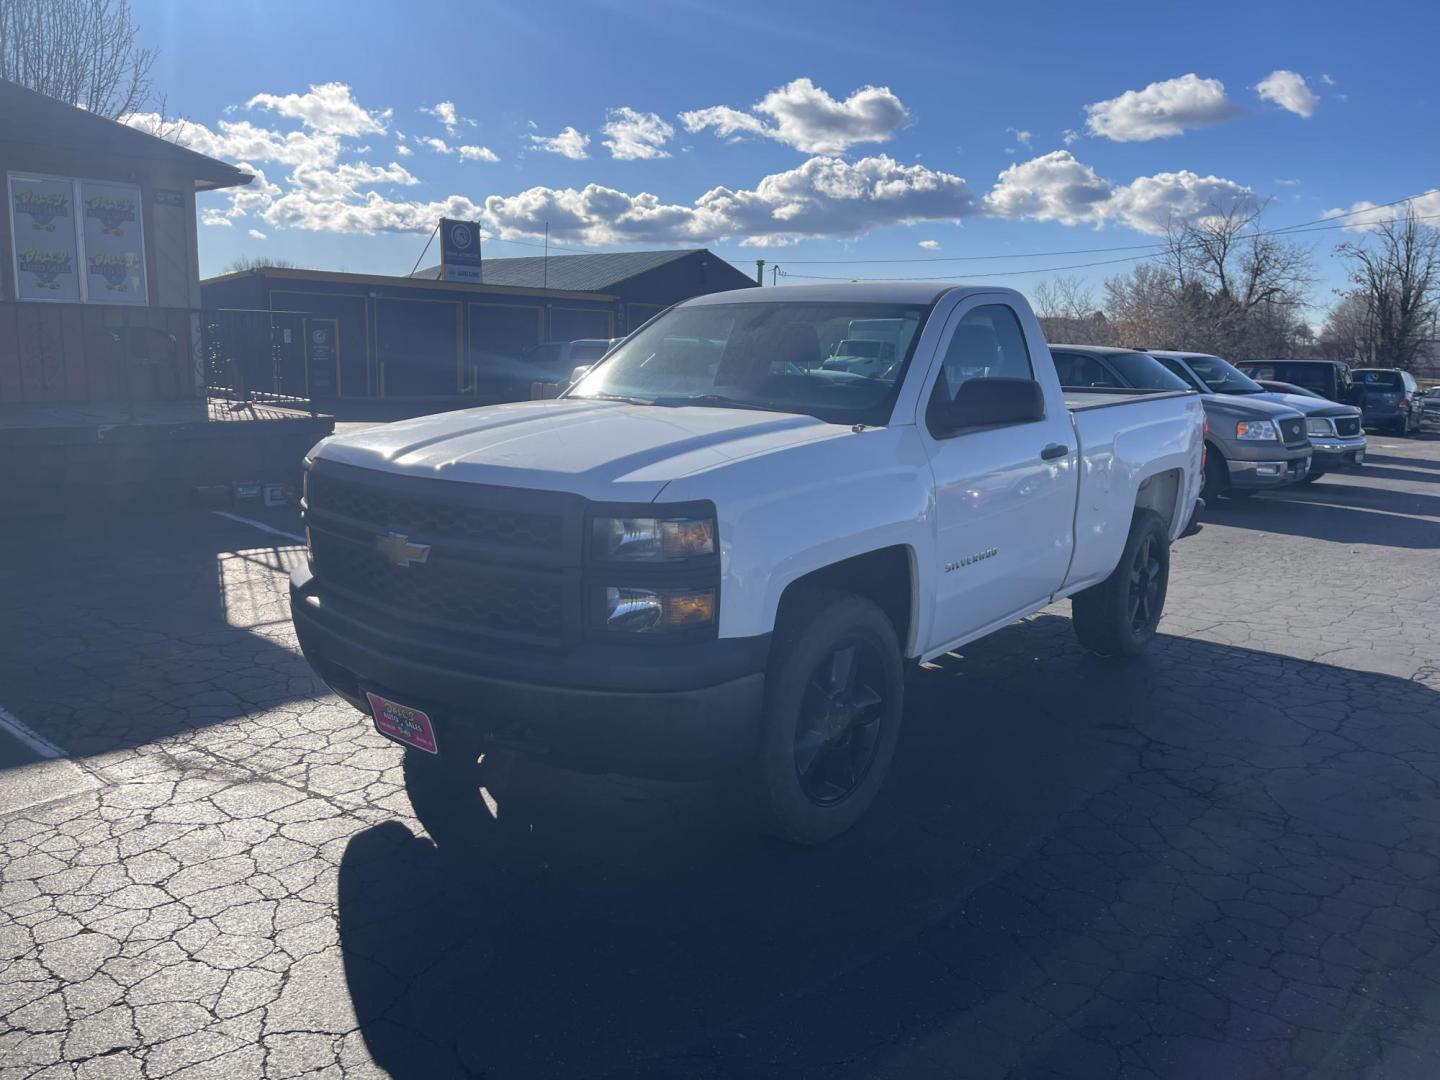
[291,284,1204,843]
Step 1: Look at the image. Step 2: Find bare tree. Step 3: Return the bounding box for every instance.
[1318,290,1378,363]
[0,0,155,119]
[1159,202,1315,358]
[1336,207,1440,370]
[223,255,300,274]
[1033,275,1111,345]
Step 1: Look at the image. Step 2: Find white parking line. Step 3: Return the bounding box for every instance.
[212,510,306,545]
[0,704,66,761]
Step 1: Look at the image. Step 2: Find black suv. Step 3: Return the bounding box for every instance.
[1236,359,1355,404]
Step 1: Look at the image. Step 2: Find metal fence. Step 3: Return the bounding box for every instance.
[202,308,316,418]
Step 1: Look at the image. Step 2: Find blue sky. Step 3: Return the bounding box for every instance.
[131,0,1440,320]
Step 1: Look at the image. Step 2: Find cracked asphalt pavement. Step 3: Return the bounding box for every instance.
[2,432,1439,1079]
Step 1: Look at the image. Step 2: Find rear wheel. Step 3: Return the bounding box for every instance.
[1071,509,1170,658]
[752,590,904,845]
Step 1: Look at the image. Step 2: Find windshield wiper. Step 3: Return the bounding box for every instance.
[651,394,773,412]
[580,392,657,406]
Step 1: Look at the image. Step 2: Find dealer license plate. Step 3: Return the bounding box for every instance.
[366,692,438,754]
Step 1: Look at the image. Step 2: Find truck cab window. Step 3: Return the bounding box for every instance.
[1053,351,1119,388]
[932,304,1034,404]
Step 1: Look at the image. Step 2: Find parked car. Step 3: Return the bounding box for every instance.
[1251,381,1367,479]
[1057,347,1311,500]
[294,284,1204,844]
[1236,359,1355,404]
[1151,351,1367,486]
[1422,386,1440,420]
[1350,368,1425,435]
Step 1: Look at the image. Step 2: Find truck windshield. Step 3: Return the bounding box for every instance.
[1109,352,1191,391]
[567,301,932,426]
[1179,354,1266,395]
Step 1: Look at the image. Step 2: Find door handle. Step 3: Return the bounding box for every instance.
[1040,443,1070,461]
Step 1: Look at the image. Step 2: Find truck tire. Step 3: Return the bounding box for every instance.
[1070,509,1170,658]
[752,590,904,845]
[1301,470,1325,484]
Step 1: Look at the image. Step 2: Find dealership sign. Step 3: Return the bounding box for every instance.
[439,218,482,283]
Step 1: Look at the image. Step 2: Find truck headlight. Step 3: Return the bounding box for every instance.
[592,516,715,560]
[1305,418,1333,436]
[603,587,715,632]
[1235,420,1278,441]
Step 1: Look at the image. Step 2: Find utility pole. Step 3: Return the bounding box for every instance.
[771,264,781,286]
[754,259,765,286]
[543,222,549,290]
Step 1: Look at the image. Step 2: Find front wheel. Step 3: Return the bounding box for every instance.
[752,590,904,845]
[1301,470,1326,484]
[1071,509,1170,658]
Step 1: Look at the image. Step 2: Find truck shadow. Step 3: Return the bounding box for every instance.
[337,616,1440,1079]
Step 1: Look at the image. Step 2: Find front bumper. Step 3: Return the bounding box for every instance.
[1308,433,1367,469]
[1226,448,1311,488]
[291,565,766,779]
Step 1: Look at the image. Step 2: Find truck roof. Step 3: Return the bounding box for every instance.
[679,282,1022,307]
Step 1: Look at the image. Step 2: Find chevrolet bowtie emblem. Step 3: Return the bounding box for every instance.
[375,532,430,568]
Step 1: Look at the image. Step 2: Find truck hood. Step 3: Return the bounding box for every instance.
[1250,391,1359,418]
[1199,393,1304,421]
[310,398,853,502]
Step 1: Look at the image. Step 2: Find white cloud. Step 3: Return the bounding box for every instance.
[1275,177,1301,186]
[983,150,1255,235]
[1084,74,1237,142]
[482,154,976,246]
[247,82,389,136]
[201,209,232,227]
[1321,73,1337,86]
[681,77,908,153]
[1007,127,1033,146]
[602,107,674,160]
[918,239,940,250]
[290,161,418,200]
[395,143,412,157]
[422,101,474,136]
[1255,70,1319,118]
[248,228,267,240]
[1322,191,1440,232]
[458,145,500,162]
[1062,129,1080,146]
[125,113,341,169]
[528,126,590,160]
[419,136,452,154]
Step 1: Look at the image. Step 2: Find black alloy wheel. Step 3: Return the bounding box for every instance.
[793,640,886,806]
[1127,533,1163,635]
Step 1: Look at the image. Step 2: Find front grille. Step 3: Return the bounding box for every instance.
[1334,416,1361,437]
[308,471,563,552]
[1279,417,1307,447]
[304,463,582,647]
[311,533,565,644]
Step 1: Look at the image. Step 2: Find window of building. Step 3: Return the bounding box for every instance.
[8,173,147,305]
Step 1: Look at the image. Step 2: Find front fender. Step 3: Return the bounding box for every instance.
[655,426,934,648]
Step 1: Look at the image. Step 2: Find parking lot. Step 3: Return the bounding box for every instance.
[1,431,1438,1080]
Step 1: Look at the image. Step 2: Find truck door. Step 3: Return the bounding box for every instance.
[919,299,1075,651]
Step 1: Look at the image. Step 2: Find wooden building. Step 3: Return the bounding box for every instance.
[0,78,252,407]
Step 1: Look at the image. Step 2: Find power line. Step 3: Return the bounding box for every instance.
[722,188,1440,268]
[777,210,1440,283]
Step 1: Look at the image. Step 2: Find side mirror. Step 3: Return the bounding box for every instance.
[569,365,592,386]
[929,377,1045,437]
